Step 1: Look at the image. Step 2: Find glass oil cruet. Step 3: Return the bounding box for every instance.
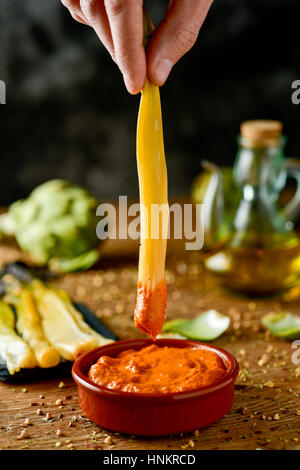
[205,120,300,295]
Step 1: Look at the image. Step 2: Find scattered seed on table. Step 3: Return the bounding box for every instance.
[17,430,30,440]
[237,407,248,415]
[258,355,269,367]
[266,381,275,388]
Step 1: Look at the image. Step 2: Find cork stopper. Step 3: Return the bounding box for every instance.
[240,120,283,148]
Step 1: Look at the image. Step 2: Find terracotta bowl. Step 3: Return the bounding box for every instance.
[72,339,239,437]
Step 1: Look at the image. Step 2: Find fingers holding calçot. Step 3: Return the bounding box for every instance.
[147,0,214,86]
[104,0,146,94]
[62,0,211,92]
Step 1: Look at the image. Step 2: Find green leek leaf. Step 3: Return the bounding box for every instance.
[262,311,300,339]
[162,310,230,341]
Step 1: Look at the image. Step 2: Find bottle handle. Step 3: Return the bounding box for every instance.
[283,158,300,222]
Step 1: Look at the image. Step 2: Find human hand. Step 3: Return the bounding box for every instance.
[61,0,214,94]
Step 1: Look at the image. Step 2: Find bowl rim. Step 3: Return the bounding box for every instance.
[72,338,239,404]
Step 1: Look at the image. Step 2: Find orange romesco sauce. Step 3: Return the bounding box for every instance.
[88,345,227,394]
[134,280,167,340]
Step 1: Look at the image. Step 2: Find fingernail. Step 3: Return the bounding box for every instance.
[153,59,173,86]
[123,73,140,95]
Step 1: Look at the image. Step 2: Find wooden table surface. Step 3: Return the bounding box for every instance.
[0,235,300,451]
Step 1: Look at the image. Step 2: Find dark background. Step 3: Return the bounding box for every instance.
[1,0,300,204]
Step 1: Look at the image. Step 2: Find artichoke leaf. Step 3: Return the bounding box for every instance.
[163,310,230,341]
[262,311,300,339]
[49,249,100,273]
[0,300,37,374]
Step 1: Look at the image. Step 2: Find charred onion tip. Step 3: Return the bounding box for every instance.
[143,8,154,48]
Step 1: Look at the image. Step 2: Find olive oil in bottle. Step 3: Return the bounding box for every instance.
[205,120,300,295]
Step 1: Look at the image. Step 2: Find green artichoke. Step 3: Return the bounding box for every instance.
[0,180,101,272]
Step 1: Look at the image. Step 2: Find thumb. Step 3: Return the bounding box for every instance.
[147,0,213,86]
